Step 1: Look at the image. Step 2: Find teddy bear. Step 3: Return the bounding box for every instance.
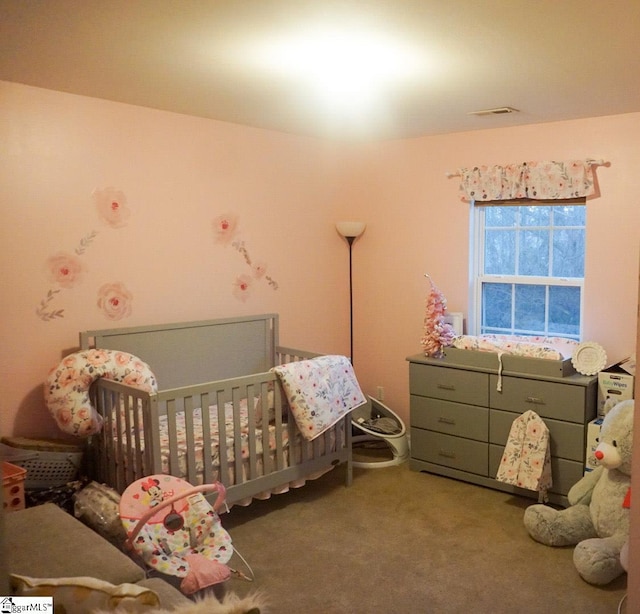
[523,399,633,585]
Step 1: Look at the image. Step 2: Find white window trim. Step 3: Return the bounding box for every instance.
[469,201,585,339]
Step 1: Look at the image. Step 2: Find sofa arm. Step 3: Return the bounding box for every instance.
[5,503,145,585]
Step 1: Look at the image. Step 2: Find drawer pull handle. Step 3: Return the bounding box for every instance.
[438,450,456,459]
[525,396,546,405]
[437,384,456,391]
[438,416,456,425]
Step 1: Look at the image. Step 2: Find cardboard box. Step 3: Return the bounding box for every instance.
[585,417,604,473]
[597,363,635,417]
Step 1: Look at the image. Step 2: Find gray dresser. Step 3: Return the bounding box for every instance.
[408,351,597,506]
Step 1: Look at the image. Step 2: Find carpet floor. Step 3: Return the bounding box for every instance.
[221,461,627,613]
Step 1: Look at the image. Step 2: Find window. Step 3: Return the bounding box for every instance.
[471,200,585,340]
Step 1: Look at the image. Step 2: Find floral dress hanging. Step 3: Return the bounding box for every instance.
[420,274,455,357]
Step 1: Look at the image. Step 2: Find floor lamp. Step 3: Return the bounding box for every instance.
[336,221,366,364]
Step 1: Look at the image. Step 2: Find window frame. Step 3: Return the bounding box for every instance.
[469,198,586,340]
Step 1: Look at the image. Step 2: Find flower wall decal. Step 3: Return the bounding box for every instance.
[233,275,253,302]
[213,213,279,299]
[252,262,266,279]
[93,187,131,228]
[36,187,133,322]
[97,282,133,320]
[37,233,98,321]
[45,252,86,289]
[213,214,239,245]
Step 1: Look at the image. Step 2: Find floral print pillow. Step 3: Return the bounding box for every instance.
[45,349,157,437]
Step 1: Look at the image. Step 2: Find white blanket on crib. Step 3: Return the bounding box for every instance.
[273,355,366,441]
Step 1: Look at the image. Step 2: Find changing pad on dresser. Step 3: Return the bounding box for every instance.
[451,334,579,360]
[444,334,580,379]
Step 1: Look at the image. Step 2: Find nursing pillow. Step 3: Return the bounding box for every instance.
[45,349,157,437]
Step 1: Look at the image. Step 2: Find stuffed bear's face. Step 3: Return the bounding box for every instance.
[594,399,634,475]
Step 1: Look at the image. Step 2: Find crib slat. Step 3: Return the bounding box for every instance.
[146,395,163,477]
[125,393,143,487]
[216,389,229,488]
[244,384,257,481]
[183,394,197,484]
[274,384,287,471]
[166,398,180,478]
[259,381,272,475]
[231,386,244,487]
[200,392,213,486]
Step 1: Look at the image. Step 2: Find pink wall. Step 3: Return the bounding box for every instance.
[0,81,357,438]
[1,80,638,441]
[341,116,639,424]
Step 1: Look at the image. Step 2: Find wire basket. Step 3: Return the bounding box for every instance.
[1,438,84,490]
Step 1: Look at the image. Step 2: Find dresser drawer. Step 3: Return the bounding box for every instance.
[411,395,488,441]
[489,375,587,423]
[411,429,488,475]
[410,364,488,406]
[489,444,584,496]
[489,409,585,462]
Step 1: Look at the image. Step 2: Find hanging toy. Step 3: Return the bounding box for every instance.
[420,274,455,357]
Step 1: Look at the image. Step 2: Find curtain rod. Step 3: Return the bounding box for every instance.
[445,158,608,178]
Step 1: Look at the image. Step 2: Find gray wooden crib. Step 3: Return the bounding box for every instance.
[80,314,352,507]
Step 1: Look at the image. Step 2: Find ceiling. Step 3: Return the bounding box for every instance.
[2,0,640,140]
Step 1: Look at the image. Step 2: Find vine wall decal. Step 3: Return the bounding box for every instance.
[36,187,133,322]
[213,213,279,302]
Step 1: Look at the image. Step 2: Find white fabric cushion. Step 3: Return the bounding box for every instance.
[10,574,160,613]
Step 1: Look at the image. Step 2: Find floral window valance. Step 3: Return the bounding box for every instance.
[456,159,598,202]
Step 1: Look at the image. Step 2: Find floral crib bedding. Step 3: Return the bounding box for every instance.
[273,355,367,441]
[114,397,335,507]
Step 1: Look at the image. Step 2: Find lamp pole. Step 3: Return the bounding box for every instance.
[335,222,366,365]
[345,234,356,364]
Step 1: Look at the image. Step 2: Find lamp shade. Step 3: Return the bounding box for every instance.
[336,221,366,238]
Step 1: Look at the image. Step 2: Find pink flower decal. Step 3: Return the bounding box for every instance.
[214,213,279,297]
[45,252,85,289]
[233,275,253,302]
[97,282,133,320]
[93,187,131,228]
[252,262,267,279]
[213,214,238,244]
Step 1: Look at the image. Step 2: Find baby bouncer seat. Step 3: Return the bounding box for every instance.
[351,396,409,468]
[119,475,237,596]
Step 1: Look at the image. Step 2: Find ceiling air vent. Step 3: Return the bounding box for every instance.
[469,107,519,116]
